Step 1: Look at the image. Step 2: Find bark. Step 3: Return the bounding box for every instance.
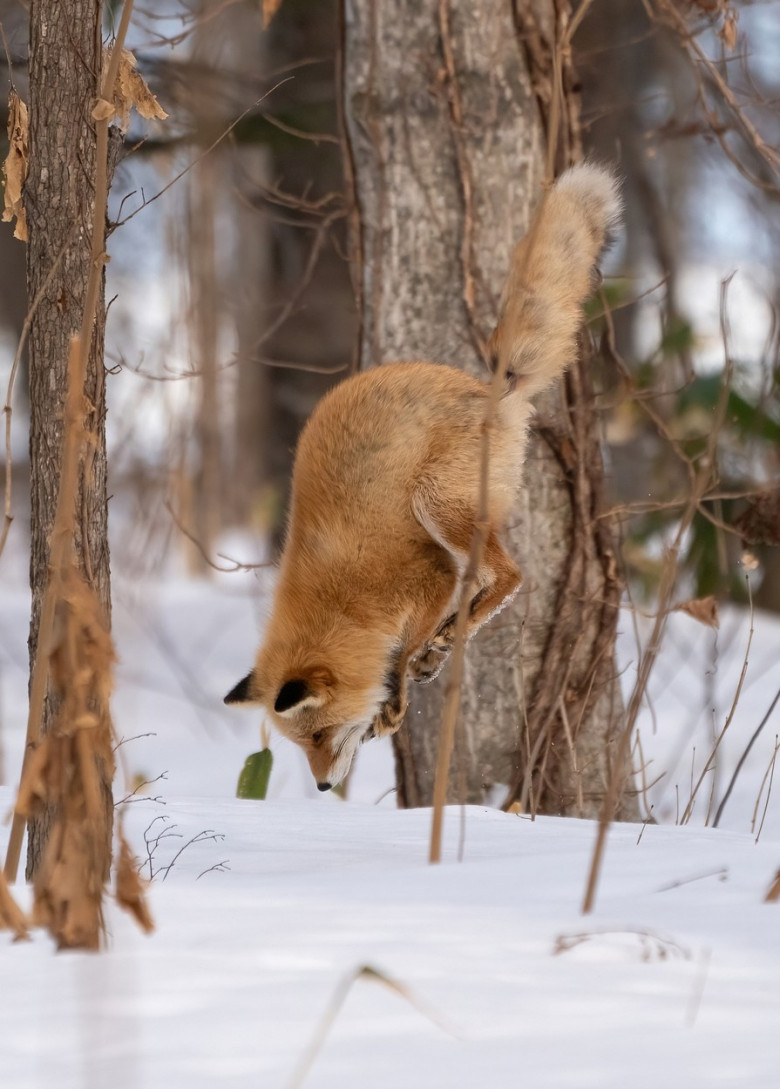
[24,0,114,877]
[343,0,639,819]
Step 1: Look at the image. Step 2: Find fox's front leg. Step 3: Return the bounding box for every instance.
[369,651,409,738]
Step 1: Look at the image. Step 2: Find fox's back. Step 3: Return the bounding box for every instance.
[290,362,489,531]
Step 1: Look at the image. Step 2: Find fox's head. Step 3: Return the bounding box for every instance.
[224,635,395,789]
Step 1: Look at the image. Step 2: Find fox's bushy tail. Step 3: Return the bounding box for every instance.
[488,162,621,398]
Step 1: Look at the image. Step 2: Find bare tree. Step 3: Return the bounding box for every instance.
[343,0,638,819]
[23,0,115,877]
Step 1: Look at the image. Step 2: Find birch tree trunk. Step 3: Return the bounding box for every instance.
[343,0,639,819]
[24,0,114,877]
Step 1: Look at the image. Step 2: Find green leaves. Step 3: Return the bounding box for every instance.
[236,749,274,800]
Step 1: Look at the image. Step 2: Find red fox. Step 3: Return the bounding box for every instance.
[225,163,621,791]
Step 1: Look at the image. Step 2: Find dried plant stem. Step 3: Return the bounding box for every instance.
[680,575,754,826]
[284,964,454,1089]
[713,685,780,830]
[0,869,28,939]
[753,739,779,845]
[581,277,736,913]
[765,870,780,904]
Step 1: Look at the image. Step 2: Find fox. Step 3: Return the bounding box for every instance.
[225,162,621,791]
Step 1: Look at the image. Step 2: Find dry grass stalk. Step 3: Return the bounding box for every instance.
[8,336,115,946]
[765,870,780,904]
[715,683,780,829]
[679,575,753,827]
[3,330,97,883]
[581,277,737,913]
[16,562,117,949]
[115,824,154,934]
[284,963,455,1089]
[9,337,152,946]
[0,870,29,940]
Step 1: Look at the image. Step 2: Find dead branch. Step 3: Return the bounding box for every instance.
[165,500,272,572]
[714,683,780,829]
[284,964,457,1089]
[646,0,780,194]
[753,738,779,844]
[581,275,737,913]
[679,574,753,825]
[112,82,292,231]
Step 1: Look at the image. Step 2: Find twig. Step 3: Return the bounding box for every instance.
[714,684,780,829]
[656,867,727,893]
[165,501,271,573]
[680,572,754,826]
[112,82,293,229]
[581,275,737,913]
[754,739,779,845]
[159,830,225,881]
[284,964,457,1089]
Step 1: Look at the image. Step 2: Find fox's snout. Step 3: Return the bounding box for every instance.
[303,720,371,790]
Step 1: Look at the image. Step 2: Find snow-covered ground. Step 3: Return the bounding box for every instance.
[2,548,780,1088]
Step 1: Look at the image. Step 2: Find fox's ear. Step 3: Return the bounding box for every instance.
[224,671,257,705]
[274,678,312,714]
[274,667,334,717]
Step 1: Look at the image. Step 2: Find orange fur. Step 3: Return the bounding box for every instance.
[225,164,621,789]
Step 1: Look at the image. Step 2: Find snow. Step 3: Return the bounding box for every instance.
[2,559,780,1087]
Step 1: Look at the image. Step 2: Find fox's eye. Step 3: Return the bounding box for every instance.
[311,730,324,745]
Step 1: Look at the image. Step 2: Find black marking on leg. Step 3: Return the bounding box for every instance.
[469,587,488,616]
[383,643,405,716]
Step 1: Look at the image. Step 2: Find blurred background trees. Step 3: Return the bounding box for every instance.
[1,0,778,815]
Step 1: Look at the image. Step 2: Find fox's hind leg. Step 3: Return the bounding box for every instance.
[408,641,450,683]
[412,489,522,653]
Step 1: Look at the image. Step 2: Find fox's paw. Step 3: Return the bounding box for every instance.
[431,614,457,650]
[408,642,450,684]
[371,698,406,738]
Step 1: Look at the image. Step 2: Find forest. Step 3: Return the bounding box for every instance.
[1,1,779,1086]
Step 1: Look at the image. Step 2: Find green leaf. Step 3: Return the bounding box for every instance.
[237,749,274,800]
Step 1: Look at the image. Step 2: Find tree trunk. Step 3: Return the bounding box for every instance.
[343,0,639,820]
[24,0,113,877]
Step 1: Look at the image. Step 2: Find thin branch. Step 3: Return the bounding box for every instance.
[284,965,457,1089]
[112,82,292,230]
[713,684,780,830]
[165,501,272,573]
[581,276,736,913]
